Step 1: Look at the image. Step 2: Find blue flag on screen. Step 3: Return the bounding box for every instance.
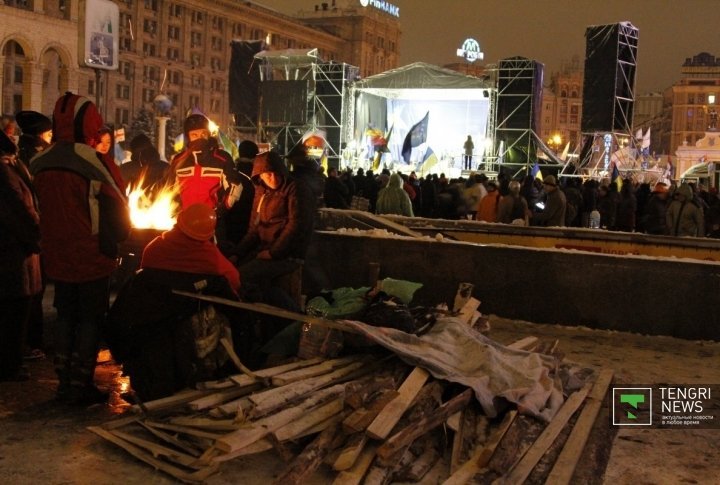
[401,111,429,163]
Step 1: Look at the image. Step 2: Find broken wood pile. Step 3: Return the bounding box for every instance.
[91,334,615,484]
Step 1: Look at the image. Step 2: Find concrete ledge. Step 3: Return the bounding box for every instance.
[306,232,720,341]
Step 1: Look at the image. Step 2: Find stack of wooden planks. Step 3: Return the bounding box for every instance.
[91,332,616,484]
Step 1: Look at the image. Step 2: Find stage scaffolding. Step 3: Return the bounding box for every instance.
[492,57,552,178]
[570,22,639,180]
[254,49,359,165]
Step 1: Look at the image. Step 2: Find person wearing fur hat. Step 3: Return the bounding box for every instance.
[0,130,41,381]
[168,113,241,213]
[227,150,315,295]
[15,110,52,171]
[30,92,131,404]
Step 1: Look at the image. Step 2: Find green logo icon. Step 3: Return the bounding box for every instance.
[620,394,646,419]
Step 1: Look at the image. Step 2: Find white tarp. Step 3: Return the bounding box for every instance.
[340,316,564,422]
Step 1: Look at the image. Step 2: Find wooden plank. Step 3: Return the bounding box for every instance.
[249,361,366,418]
[143,421,225,440]
[458,297,481,325]
[366,367,429,440]
[88,426,218,483]
[506,336,539,351]
[187,384,261,411]
[211,439,274,463]
[443,410,516,485]
[546,369,614,485]
[452,282,475,313]
[332,444,377,485]
[109,429,202,469]
[168,417,239,432]
[446,411,462,433]
[273,422,340,485]
[449,408,466,473]
[333,433,368,471]
[273,398,344,442]
[137,421,203,457]
[215,384,346,453]
[404,445,441,482]
[209,396,252,419]
[343,389,399,434]
[376,388,473,461]
[129,388,211,414]
[226,357,326,388]
[495,384,592,485]
[172,290,365,335]
[271,356,360,386]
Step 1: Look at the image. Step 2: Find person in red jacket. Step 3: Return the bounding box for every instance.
[141,203,240,294]
[30,92,131,404]
[168,114,241,212]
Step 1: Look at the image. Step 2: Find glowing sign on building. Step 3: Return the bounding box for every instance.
[359,0,400,17]
[456,38,484,63]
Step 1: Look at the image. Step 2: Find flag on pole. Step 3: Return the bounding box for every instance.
[401,111,429,163]
[560,142,570,161]
[418,146,439,177]
[611,163,623,191]
[531,162,543,181]
[641,128,651,157]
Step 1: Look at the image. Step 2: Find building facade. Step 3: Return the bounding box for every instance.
[1,0,401,154]
[658,52,720,157]
[538,56,583,155]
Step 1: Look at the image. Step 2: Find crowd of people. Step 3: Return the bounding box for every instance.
[3,92,720,404]
[325,165,719,238]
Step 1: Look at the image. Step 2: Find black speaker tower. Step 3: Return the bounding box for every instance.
[581,22,639,134]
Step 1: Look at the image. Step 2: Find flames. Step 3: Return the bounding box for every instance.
[127,179,180,230]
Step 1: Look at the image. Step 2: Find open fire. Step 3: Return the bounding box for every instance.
[127,179,180,230]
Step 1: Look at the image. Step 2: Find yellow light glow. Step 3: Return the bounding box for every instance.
[127,179,180,230]
[207,119,219,136]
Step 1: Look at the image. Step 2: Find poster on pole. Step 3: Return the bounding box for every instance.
[81,0,119,70]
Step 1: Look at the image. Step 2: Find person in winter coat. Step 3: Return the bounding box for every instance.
[324,166,350,209]
[287,144,326,209]
[0,130,42,381]
[532,175,566,227]
[15,110,53,170]
[230,150,316,292]
[168,114,241,211]
[376,172,414,217]
[476,181,500,222]
[217,140,256,246]
[597,184,618,230]
[15,110,52,360]
[120,133,169,192]
[615,180,637,232]
[30,93,131,404]
[642,182,670,235]
[666,182,705,237]
[497,180,530,225]
[141,203,240,294]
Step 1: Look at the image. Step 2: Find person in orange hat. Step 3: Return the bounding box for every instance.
[141,203,240,293]
[642,182,670,235]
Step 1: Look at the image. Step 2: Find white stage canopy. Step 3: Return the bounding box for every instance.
[351,62,493,168]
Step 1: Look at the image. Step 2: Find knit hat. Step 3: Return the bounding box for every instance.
[251,150,286,181]
[15,110,52,136]
[237,140,259,159]
[183,114,209,135]
[52,92,103,145]
[176,203,217,240]
[0,129,17,155]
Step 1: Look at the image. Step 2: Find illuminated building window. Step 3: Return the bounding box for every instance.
[143,19,157,34]
[191,32,202,48]
[192,11,204,24]
[142,43,156,57]
[116,84,130,100]
[144,0,158,12]
[169,4,182,17]
[168,26,181,41]
[167,48,179,60]
[142,88,155,103]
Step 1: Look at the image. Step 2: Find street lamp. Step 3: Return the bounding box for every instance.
[547,133,563,154]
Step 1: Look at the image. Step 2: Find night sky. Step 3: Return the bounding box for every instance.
[258,0,720,94]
